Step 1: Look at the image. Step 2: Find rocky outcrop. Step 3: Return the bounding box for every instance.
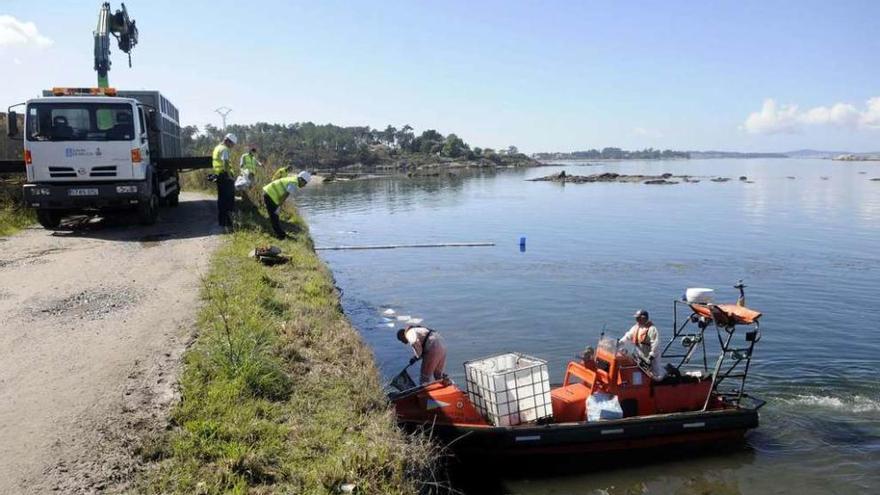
[530,171,685,185]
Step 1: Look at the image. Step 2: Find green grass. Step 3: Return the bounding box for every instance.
[179,168,215,194]
[138,200,439,494]
[0,177,33,236]
[0,205,34,236]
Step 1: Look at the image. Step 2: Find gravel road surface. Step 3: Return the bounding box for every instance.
[0,192,220,493]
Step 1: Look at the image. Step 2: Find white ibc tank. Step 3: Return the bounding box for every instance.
[685,288,715,304]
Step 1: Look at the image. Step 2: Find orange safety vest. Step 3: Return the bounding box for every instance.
[632,322,654,344]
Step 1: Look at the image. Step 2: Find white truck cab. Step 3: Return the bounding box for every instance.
[12,87,182,228]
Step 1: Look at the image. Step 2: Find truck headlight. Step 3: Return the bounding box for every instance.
[116,185,138,194]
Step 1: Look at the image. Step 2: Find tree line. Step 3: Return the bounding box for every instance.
[533,148,690,160]
[183,122,525,170]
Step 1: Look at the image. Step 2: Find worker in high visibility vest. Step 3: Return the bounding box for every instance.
[271,165,292,181]
[262,170,310,239]
[239,146,262,178]
[619,309,666,380]
[212,133,237,227]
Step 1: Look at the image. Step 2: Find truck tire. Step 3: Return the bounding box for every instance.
[138,193,159,225]
[36,209,63,229]
[166,191,180,207]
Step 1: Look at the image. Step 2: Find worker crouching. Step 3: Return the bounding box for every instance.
[397,325,448,384]
[262,170,310,239]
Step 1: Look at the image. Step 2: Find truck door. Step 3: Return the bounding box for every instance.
[137,106,151,167]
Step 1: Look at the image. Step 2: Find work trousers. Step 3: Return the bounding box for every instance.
[263,193,285,239]
[420,335,447,384]
[216,172,235,227]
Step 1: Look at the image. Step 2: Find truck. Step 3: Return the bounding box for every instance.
[6,87,183,228]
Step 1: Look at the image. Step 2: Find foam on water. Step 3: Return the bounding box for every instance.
[782,394,880,413]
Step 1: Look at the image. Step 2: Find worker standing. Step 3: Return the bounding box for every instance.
[262,170,310,239]
[619,309,666,380]
[239,145,262,179]
[397,325,447,385]
[212,133,237,228]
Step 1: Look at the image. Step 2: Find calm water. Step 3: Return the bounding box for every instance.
[297,159,880,494]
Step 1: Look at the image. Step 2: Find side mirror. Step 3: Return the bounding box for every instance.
[147,109,160,132]
[7,111,19,138]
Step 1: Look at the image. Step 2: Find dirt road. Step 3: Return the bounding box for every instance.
[0,193,219,493]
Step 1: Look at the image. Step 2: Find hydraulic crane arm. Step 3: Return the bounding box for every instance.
[93,2,138,88]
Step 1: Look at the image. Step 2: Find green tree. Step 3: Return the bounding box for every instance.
[441,133,468,158]
[396,124,414,150]
[414,129,444,154]
[381,125,397,147]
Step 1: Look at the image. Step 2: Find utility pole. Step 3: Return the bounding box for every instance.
[214,107,232,130]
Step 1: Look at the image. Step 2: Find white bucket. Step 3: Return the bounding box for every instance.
[685,288,715,304]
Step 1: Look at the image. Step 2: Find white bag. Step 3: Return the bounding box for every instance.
[587,392,623,421]
[234,171,253,191]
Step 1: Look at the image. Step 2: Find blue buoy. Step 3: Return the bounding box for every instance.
[519,236,526,253]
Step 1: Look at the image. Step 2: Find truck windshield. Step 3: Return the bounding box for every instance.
[26,102,135,142]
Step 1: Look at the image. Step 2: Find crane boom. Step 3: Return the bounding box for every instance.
[93,2,138,88]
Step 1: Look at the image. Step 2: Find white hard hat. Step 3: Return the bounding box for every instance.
[224,133,238,145]
[297,170,312,183]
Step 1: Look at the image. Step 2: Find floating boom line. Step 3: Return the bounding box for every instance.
[315,242,495,251]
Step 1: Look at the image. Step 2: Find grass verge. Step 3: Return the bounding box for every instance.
[138,198,439,494]
[0,177,33,236]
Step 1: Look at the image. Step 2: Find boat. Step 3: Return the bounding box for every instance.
[388,284,766,458]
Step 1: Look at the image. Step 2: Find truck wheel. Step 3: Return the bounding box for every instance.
[36,210,63,229]
[166,191,180,207]
[138,193,159,225]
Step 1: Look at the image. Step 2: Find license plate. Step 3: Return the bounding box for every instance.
[68,188,99,197]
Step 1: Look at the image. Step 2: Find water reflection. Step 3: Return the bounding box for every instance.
[297,158,880,494]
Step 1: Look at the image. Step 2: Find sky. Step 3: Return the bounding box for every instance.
[1,0,878,153]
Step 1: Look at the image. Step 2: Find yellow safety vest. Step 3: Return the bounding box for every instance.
[263,176,298,205]
[212,143,231,174]
[271,167,289,181]
[241,153,257,173]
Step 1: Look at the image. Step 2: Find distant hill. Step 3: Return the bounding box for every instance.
[784,149,850,159]
[688,151,787,159]
[784,150,880,159]
[533,148,689,160]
